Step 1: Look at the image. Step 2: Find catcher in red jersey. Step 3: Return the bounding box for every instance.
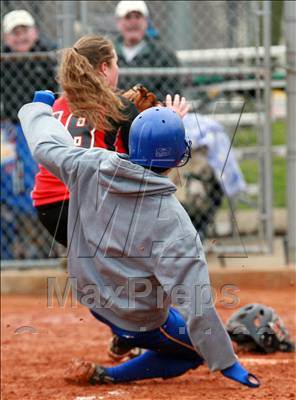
[34,35,138,247]
[33,34,188,361]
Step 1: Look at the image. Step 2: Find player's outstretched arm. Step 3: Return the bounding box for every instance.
[155,233,260,387]
[155,233,237,371]
[18,90,88,188]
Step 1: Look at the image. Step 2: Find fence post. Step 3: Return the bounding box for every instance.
[80,1,91,35]
[253,1,265,245]
[167,1,194,50]
[285,0,296,265]
[61,1,76,47]
[262,0,274,252]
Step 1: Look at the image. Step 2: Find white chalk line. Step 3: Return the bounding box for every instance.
[74,390,125,400]
[241,357,294,365]
[75,397,97,400]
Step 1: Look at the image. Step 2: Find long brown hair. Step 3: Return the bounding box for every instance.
[57,35,126,132]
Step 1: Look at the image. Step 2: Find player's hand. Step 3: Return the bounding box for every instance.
[221,361,260,388]
[33,90,55,106]
[165,94,190,118]
[64,358,96,384]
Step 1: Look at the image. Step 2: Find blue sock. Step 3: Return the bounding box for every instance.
[105,350,202,382]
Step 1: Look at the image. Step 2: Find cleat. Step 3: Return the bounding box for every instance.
[108,334,143,361]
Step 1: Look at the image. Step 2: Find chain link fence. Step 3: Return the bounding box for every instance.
[1,1,283,263]
[1,1,62,261]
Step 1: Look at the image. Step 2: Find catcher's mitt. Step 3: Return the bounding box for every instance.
[122,84,158,112]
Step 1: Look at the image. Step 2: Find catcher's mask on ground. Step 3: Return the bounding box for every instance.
[226,303,295,354]
[129,107,191,169]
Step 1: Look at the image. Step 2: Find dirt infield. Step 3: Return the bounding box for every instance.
[2,287,295,400]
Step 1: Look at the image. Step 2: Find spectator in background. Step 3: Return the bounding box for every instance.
[1,10,58,259]
[1,9,57,122]
[1,120,40,259]
[114,0,181,100]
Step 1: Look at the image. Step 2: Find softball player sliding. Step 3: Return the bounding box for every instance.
[18,91,260,388]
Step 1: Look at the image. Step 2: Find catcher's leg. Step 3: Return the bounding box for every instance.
[36,200,68,247]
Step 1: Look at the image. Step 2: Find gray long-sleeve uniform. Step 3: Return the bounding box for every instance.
[18,103,237,371]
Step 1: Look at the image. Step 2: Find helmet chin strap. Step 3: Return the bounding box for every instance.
[177,139,192,168]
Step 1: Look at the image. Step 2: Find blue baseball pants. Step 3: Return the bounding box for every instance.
[90,307,203,382]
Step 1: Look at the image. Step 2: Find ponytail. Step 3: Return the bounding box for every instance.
[57,35,127,132]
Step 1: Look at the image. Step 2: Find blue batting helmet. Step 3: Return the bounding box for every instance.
[129,107,191,168]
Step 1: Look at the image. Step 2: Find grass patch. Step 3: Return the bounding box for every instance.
[231,120,286,208]
[236,157,286,208]
[273,157,286,207]
[234,120,286,147]
[240,160,258,183]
